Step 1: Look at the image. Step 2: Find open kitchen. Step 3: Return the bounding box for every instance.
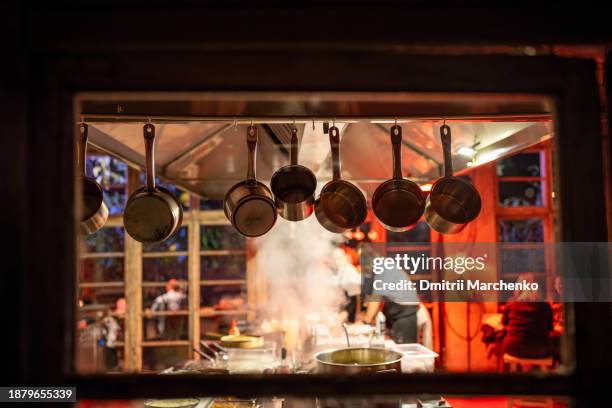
[71,90,585,406]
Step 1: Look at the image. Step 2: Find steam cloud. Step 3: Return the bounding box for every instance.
[253,216,346,339]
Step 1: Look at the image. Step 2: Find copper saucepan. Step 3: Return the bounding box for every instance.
[124,124,183,243]
[270,126,317,221]
[78,123,109,235]
[424,124,481,234]
[372,124,425,231]
[224,125,277,237]
[315,126,367,233]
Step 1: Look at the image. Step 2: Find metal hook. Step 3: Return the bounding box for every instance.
[250,119,254,127]
[312,118,315,131]
[394,118,398,126]
[332,118,336,127]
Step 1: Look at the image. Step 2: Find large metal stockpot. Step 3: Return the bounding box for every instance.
[314,347,402,374]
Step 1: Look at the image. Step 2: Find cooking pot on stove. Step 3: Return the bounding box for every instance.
[314,347,402,374]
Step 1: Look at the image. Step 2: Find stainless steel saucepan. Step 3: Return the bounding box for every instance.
[78,123,109,235]
[314,347,402,374]
[424,124,481,234]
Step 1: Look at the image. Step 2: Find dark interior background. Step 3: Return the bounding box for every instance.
[1,2,611,405]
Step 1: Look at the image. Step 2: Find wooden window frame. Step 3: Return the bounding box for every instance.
[22,53,609,399]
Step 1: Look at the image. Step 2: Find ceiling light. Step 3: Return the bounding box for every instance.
[457,146,476,157]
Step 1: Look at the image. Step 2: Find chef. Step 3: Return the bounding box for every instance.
[330,246,362,322]
[361,263,420,344]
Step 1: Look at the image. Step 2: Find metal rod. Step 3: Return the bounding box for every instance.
[163,177,432,183]
[81,112,552,124]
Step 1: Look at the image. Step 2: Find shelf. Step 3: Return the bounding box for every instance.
[79,281,124,288]
[200,250,246,256]
[200,279,246,286]
[142,340,189,347]
[80,252,124,259]
[142,251,189,258]
[145,310,189,317]
[200,308,248,318]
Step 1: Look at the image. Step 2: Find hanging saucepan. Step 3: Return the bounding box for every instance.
[224,125,277,237]
[124,124,183,243]
[372,124,425,231]
[424,124,481,234]
[270,125,317,221]
[315,125,367,233]
[78,123,109,235]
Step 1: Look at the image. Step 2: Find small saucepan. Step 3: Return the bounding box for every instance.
[124,124,183,243]
[372,124,425,231]
[224,125,277,237]
[315,126,367,233]
[424,124,481,234]
[270,126,317,221]
[78,123,109,235]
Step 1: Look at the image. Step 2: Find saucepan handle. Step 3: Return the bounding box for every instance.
[78,123,88,178]
[329,126,341,181]
[246,125,258,184]
[390,124,403,180]
[144,123,157,190]
[290,126,298,166]
[440,124,454,177]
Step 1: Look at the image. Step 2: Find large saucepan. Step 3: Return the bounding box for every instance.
[124,124,183,243]
[372,124,425,231]
[424,124,481,234]
[315,126,368,233]
[224,125,277,237]
[270,125,317,221]
[78,123,109,235]
[314,347,402,374]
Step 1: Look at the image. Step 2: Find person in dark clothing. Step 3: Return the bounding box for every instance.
[502,273,553,359]
[382,300,419,344]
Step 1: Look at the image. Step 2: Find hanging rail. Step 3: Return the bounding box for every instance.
[80,112,552,124]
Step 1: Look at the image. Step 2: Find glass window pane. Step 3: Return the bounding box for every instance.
[498,181,543,207]
[200,284,247,308]
[201,255,247,280]
[143,226,188,252]
[83,226,124,253]
[87,155,128,216]
[102,187,127,216]
[87,155,128,185]
[498,219,544,242]
[142,346,189,372]
[143,256,188,281]
[142,285,188,309]
[78,287,124,309]
[500,247,546,274]
[200,199,224,210]
[80,257,124,282]
[386,221,431,245]
[497,152,542,177]
[143,316,188,342]
[201,226,246,250]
